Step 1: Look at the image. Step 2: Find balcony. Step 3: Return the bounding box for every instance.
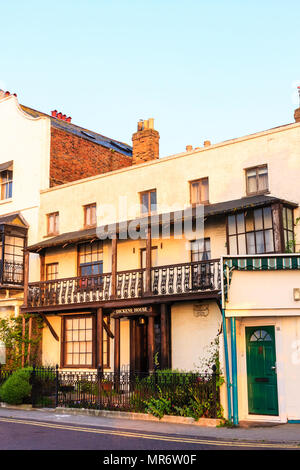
[26,259,221,310]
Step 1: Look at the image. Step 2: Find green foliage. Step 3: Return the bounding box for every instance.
[0,314,44,368]
[144,386,172,419]
[0,368,32,405]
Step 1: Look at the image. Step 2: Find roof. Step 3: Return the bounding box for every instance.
[0,212,29,227]
[26,195,297,252]
[20,105,132,158]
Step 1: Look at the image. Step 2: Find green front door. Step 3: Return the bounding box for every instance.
[245,326,279,416]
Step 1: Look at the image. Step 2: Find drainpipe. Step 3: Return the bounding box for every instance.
[222,308,232,422]
[230,317,239,426]
[220,257,232,422]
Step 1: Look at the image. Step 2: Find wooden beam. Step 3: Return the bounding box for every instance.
[129,319,136,373]
[23,251,29,307]
[103,318,114,339]
[97,307,103,368]
[111,237,117,298]
[21,316,26,367]
[147,315,155,372]
[40,250,45,282]
[145,225,152,294]
[27,316,32,365]
[160,304,168,370]
[40,313,59,341]
[272,203,285,253]
[114,317,120,374]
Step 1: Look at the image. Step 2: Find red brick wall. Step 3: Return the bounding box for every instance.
[132,128,159,165]
[50,127,132,187]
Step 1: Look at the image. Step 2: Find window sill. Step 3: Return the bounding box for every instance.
[246,190,270,197]
[43,233,59,238]
[0,198,13,205]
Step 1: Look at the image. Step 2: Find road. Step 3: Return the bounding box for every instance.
[0,415,297,452]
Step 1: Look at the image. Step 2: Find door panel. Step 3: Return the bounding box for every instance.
[246,326,279,416]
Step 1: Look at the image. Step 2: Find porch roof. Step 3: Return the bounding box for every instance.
[26,194,297,252]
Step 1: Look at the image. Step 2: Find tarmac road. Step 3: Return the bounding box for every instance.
[0,414,298,452]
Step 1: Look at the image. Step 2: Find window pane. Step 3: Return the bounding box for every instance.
[245,211,254,232]
[263,207,272,229]
[287,209,293,230]
[229,236,238,255]
[86,354,92,365]
[236,213,245,233]
[237,234,246,254]
[150,191,157,212]
[228,215,236,235]
[141,193,149,214]
[258,166,268,191]
[255,231,265,253]
[200,178,209,202]
[254,209,263,230]
[265,229,274,252]
[246,232,256,254]
[247,169,257,193]
[191,182,199,204]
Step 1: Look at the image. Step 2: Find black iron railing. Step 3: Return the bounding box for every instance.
[0,366,221,418]
[1,260,24,286]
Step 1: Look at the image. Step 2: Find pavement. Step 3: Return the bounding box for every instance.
[0,406,300,446]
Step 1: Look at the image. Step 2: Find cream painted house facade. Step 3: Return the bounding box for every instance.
[0,92,50,363]
[22,110,300,424]
[0,91,133,365]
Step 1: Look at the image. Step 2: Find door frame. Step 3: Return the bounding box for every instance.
[236,317,286,422]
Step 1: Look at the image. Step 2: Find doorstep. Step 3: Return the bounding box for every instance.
[238,420,283,428]
[54,407,222,427]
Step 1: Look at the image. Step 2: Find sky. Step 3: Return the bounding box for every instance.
[1,0,300,157]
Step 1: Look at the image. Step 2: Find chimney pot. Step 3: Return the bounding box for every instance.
[57,112,62,119]
[203,140,211,147]
[51,110,57,117]
[66,116,72,122]
[62,114,66,121]
[4,91,10,96]
[186,145,193,152]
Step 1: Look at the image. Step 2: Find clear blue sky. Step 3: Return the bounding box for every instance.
[1,0,300,157]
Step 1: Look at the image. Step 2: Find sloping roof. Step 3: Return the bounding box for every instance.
[0,212,29,228]
[20,105,132,158]
[26,195,297,252]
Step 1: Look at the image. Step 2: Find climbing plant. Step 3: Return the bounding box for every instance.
[0,314,44,368]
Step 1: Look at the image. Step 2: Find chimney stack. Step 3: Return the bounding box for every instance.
[132,118,159,165]
[294,87,300,122]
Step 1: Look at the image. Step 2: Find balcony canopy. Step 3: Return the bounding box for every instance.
[26,194,297,253]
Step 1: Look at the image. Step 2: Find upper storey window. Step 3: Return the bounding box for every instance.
[84,203,97,228]
[140,189,157,215]
[47,212,59,236]
[246,165,268,195]
[0,161,13,201]
[190,178,209,205]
